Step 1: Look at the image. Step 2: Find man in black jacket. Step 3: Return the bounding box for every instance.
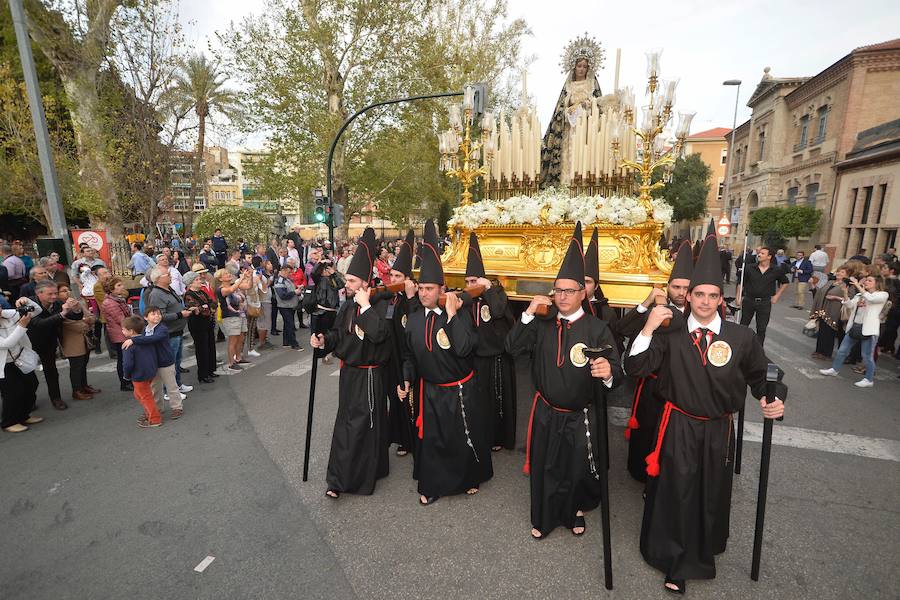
[28,280,83,410]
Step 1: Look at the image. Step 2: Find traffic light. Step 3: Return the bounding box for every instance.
[332,203,344,227]
[313,188,327,223]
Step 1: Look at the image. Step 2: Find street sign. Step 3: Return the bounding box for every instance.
[717,215,731,237]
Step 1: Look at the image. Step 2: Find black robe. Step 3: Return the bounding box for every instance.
[624,318,784,580]
[506,311,623,535]
[385,291,417,453]
[321,298,391,495]
[616,302,688,483]
[470,285,517,450]
[402,307,493,497]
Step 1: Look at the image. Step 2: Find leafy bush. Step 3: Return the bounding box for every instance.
[193,206,273,244]
[749,205,822,240]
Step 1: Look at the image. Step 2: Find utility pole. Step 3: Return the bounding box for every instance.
[8,0,71,263]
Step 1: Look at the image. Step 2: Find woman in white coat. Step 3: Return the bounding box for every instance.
[820,275,889,387]
[1,297,44,432]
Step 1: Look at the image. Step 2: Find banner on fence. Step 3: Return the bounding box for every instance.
[71,230,112,266]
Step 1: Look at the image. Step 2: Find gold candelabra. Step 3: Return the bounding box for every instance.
[613,50,694,217]
[438,85,493,207]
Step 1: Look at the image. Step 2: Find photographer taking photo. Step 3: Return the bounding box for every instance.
[1,297,43,432]
[28,280,84,410]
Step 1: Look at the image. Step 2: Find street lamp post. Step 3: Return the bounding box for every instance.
[722,80,742,244]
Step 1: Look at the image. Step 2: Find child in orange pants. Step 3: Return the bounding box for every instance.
[120,315,162,427]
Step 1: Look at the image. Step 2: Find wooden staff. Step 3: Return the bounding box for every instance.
[437,284,486,307]
[751,364,786,580]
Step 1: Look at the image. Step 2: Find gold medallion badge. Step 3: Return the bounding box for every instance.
[707,340,732,367]
[436,327,451,349]
[401,314,407,329]
[569,342,589,367]
[480,304,492,322]
[355,324,365,341]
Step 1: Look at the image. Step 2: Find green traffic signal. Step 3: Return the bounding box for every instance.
[314,207,326,222]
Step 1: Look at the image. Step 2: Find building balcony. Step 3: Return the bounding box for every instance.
[793,140,807,153]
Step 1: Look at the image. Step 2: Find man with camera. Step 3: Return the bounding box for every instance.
[1,297,44,432]
[27,280,84,411]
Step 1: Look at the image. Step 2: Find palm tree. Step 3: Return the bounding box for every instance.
[168,54,240,235]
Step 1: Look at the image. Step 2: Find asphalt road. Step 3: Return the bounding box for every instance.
[1,293,898,599]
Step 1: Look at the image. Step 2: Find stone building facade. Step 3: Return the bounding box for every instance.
[831,119,899,258]
[723,39,900,254]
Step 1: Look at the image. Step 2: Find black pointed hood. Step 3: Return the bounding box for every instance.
[690,235,723,291]
[692,239,702,262]
[418,219,444,285]
[392,229,415,277]
[669,239,694,283]
[707,218,716,237]
[555,221,585,284]
[465,232,486,278]
[346,227,376,282]
[584,227,600,283]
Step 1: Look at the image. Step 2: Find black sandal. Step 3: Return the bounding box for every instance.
[325,490,340,499]
[396,446,409,456]
[572,514,586,536]
[419,495,439,506]
[664,576,685,594]
[531,528,547,541]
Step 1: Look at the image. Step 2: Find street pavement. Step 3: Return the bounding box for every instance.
[1,293,898,599]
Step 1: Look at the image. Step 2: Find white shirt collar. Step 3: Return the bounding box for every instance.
[687,311,721,335]
[425,307,443,316]
[557,306,585,323]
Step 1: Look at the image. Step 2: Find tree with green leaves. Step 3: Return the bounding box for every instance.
[0,63,90,227]
[652,153,710,222]
[23,0,127,236]
[167,53,240,235]
[224,0,528,239]
[193,205,273,245]
[749,205,822,247]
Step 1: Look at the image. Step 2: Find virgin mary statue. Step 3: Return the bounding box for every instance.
[539,34,605,188]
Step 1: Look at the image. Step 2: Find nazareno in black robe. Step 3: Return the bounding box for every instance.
[469,285,517,450]
[321,297,391,495]
[385,291,418,455]
[624,318,785,581]
[506,309,623,535]
[402,306,493,497]
[616,302,688,483]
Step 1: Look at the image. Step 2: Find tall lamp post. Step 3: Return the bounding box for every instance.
[722,80,742,243]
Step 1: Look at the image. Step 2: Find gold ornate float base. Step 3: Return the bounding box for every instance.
[441,222,672,307]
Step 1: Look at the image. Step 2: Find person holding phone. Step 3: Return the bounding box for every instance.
[183,271,216,383]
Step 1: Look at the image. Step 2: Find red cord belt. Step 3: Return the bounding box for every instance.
[645,401,729,477]
[624,373,658,440]
[416,371,475,439]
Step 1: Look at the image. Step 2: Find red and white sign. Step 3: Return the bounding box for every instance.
[71,229,111,266]
[717,215,731,237]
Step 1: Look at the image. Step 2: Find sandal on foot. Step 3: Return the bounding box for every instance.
[572,514,586,536]
[419,495,439,506]
[664,577,685,595]
[466,487,479,495]
[325,490,340,499]
[491,445,502,452]
[396,447,408,457]
[530,528,547,541]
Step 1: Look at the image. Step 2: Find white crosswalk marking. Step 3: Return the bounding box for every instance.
[742,421,900,462]
[265,362,312,377]
[88,354,197,373]
[608,407,900,462]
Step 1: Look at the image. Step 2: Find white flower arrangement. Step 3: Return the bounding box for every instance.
[447,188,674,229]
